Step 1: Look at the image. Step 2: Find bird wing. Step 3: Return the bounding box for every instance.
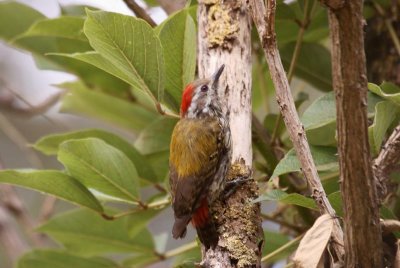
[169,117,221,218]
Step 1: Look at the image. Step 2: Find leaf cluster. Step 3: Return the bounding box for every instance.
[0,1,398,267]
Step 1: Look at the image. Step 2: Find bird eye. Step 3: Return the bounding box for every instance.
[201,85,208,92]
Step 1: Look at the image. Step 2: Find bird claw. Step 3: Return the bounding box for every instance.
[223,175,252,198]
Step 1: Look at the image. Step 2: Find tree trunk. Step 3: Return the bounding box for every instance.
[326,1,383,267]
[197,0,263,267]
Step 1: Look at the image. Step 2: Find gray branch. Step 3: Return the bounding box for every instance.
[373,125,400,201]
[246,0,345,261]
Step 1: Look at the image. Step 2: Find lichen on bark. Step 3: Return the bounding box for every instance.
[198,0,263,266]
[204,1,239,48]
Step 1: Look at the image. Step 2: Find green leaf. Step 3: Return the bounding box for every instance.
[172,245,201,267]
[0,2,45,41]
[59,81,156,132]
[369,101,400,155]
[255,189,317,210]
[84,10,165,102]
[12,17,128,93]
[54,51,145,93]
[34,129,157,183]
[38,209,154,256]
[302,92,336,130]
[145,150,170,182]
[20,16,88,41]
[0,170,103,213]
[158,9,196,112]
[368,82,400,106]
[301,91,383,145]
[18,250,118,268]
[126,209,163,237]
[276,1,296,20]
[272,146,338,178]
[281,42,332,91]
[135,118,177,154]
[58,138,140,202]
[327,191,398,221]
[327,191,342,217]
[275,20,298,44]
[61,5,98,16]
[303,7,329,42]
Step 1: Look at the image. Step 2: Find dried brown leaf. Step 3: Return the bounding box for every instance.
[293,214,334,268]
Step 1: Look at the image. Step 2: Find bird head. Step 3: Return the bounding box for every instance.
[180,64,225,118]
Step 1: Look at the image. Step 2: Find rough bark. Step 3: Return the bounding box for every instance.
[373,125,400,201]
[326,1,383,267]
[197,0,263,267]
[247,0,344,262]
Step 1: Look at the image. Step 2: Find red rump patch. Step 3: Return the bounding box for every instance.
[191,198,209,228]
[180,84,194,117]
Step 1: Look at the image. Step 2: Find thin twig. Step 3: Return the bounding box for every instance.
[261,213,304,233]
[163,241,198,258]
[0,206,28,265]
[0,78,65,126]
[106,198,170,220]
[373,2,400,57]
[247,0,344,260]
[38,196,57,223]
[261,234,303,263]
[0,113,43,168]
[123,0,157,27]
[270,0,311,144]
[0,185,44,246]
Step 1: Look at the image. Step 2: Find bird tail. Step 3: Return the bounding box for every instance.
[172,215,191,239]
[192,199,218,248]
[195,221,218,248]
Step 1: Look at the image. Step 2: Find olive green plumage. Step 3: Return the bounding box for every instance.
[168,65,231,246]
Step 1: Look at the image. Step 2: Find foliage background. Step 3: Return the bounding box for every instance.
[0,0,398,267]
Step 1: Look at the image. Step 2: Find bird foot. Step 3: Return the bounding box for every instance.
[223,175,252,198]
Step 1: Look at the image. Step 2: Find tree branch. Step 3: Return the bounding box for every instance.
[0,206,28,265]
[381,219,400,235]
[198,0,263,266]
[247,0,344,262]
[0,112,43,168]
[326,0,383,266]
[373,125,400,201]
[122,0,157,27]
[0,184,44,247]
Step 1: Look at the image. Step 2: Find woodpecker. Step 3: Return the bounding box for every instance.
[169,65,231,247]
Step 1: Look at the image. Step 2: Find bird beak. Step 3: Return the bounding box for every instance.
[212,64,225,88]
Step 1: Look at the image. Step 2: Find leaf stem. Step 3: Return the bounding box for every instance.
[261,213,304,232]
[107,198,171,219]
[162,241,198,259]
[261,234,303,263]
[156,102,180,118]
